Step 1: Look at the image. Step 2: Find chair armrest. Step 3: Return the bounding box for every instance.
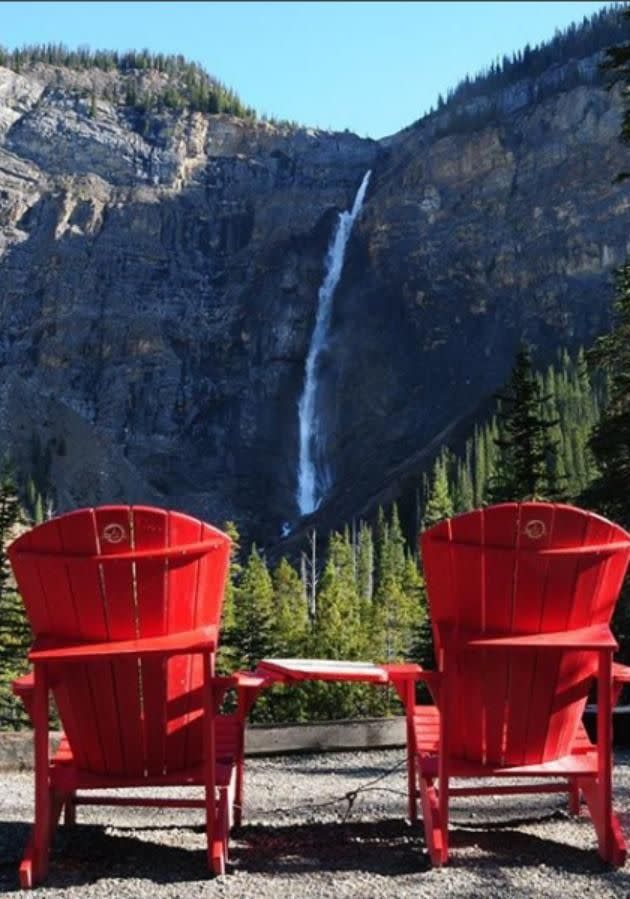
[216,671,268,718]
[381,663,440,686]
[613,662,630,683]
[29,625,218,663]
[212,672,268,690]
[381,663,441,706]
[11,672,35,724]
[461,624,617,652]
[12,672,34,697]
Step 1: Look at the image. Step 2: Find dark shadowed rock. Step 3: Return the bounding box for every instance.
[0,53,627,545]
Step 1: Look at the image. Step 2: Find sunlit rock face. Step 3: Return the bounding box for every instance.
[0,53,627,545]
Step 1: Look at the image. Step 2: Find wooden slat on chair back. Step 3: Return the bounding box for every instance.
[9,506,230,778]
[421,503,630,766]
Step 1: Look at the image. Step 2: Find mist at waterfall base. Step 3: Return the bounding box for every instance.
[296,170,372,520]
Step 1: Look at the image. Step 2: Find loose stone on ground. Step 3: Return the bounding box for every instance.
[2,749,630,897]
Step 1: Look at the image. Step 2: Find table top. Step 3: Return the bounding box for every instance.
[257,658,389,683]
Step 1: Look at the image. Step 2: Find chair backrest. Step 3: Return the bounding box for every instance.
[421,502,630,767]
[9,505,231,778]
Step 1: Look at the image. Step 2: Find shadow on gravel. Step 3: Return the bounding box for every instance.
[445,822,630,886]
[0,819,213,891]
[0,817,428,888]
[3,814,630,890]
[231,818,427,876]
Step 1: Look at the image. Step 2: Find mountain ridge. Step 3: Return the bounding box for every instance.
[0,8,627,546]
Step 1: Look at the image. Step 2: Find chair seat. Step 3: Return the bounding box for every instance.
[413,705,597,778]
[51,715,240,790]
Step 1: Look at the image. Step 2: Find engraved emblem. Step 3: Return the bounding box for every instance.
[523,519,546,540]
[102,523,126,545]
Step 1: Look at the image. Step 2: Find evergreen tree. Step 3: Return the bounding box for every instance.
[452,448,474,513]
[272,558,309,657]
[230,545,277,722]
[310,533,367,719]
[423,449,454,527]
[356,521,374,605]
[489,345,563,503]
[373,505,387,597]
[584,262,630,527]
[268,558,311,722]
[472,424,487,506]
[584,20,630,522]
[355,520,375,646]
[312,531,363,657]
[231,545,275,670]
[371,507,419,713]
[216,520,241,675]
[0,461,29,729]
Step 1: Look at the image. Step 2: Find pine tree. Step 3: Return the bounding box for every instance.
[310,533,366,719]
[356,521,374,604]
[370,508,419,713]
[355,521,375,641]
[473,424,487,506]
[216,520,242,675]
[0,461,29,729]
[231,545,275,670]
[581,16,630,515]
[423,450,454,527]
[272,558,309,657]
[489,345,563,503]
[269,558,310,722]
[229,545,277,722]
[452,448,474,513]
[313,531,363,656]
[373,506,387,597]
[584,263,630,526]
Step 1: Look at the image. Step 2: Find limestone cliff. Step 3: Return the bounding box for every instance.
[0,44,627,545]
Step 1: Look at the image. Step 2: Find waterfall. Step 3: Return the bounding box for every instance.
[296,169,372,516]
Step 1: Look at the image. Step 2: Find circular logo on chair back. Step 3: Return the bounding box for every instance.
[102,523,126,545]
[523,519,546,540]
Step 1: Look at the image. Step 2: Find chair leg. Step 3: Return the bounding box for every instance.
[409,754,420,824]
[63,794,76,828]
[29,664,52,886]
[211,789,229,875]
[404,684,418,823]
[580,777,627,866]
[568,779,581,816]
[438,773,449,864]
[19,831,36,889]
[234,744,244,828]
[584,649,627,866]
[419,776,446,866]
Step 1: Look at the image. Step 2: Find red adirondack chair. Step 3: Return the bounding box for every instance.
[387,502,630,867]
[8,505,262,888]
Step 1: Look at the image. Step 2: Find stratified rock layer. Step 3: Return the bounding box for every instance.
[0,57,627,543]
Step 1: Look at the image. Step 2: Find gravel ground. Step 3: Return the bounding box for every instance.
[2,749,630,897]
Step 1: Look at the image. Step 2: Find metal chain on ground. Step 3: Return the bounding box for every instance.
[255,755,565,828]
[259,756,409,820]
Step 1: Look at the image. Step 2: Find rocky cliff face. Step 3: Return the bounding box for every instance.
[0,55,627,544]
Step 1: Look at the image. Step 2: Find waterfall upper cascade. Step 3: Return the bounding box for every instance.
[296,170,372,517]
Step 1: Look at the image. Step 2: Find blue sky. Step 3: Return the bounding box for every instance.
[2,1,613,138]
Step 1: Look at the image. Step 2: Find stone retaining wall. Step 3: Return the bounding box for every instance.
[0,716,407,771]
[3,708,629,772]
